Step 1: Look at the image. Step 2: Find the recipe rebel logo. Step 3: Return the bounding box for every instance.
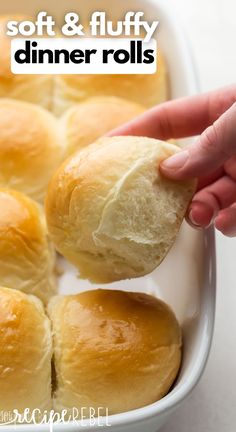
[8,11,159,74]
[0,407,111,431]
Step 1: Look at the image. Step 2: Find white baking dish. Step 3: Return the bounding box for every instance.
[0,0,216,431]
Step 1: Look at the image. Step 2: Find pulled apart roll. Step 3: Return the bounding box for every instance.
[0,99,65,202]
[0,287,52,418]
[46,136,196,283]
[52,51,168,115]
[48,289,182,416]
[61,96,145,157]
[0,16,53,109]
[0,189,56,303]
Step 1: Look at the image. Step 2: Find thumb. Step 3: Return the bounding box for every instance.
[160,102,236,180]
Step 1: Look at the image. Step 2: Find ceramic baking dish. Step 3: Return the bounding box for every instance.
[0,0,216,431]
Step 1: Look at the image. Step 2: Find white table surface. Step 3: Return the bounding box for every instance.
[162,1,236,431]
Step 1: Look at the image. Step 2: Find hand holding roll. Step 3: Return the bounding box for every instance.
[46,136,196,283]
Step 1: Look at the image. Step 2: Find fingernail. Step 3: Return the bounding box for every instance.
[162,150,189,170]
[188,209,213,229]
[188,210,202,228]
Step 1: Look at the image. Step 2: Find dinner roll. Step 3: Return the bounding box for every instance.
[0,15,53,109]
[0,99,65,202]
[52,50,168,115]
[61,96,145,156]
[0,287,52,419]
[48,289,181,416]
[46,136,196,283]
[0,189,56,303]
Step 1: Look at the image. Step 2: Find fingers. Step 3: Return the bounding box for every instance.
[196,167,224,191]
[108,84,236,139]
[187,201,214,228]
[193,176,236,212]
[224,155,236,180]
[215,204,236,236]
[196,154,236,191]
[187,175,236,228]
[161,101,236,180]
[188,203,236,237]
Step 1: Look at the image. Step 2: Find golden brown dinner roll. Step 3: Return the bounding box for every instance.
[46,136,196,283]
[48,289,181,416]
[61,96,145,156]
[52,50,168,115]
[0,287,52,418]
[0,189,56,303]
[0,15,53,109]
[0,99,65,202]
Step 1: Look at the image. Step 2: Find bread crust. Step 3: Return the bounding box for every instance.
[0,287,52,416]
[0,188,56,303]
[48,289,182,416]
